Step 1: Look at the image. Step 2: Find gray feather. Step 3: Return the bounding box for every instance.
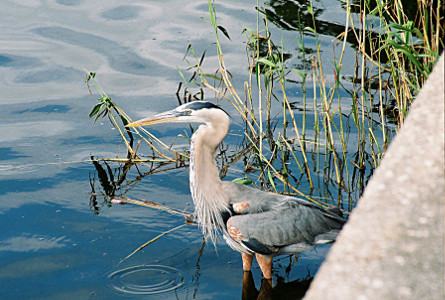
[223,181,344,254]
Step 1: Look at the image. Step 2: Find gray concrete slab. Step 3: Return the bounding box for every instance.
[304,54,444,300]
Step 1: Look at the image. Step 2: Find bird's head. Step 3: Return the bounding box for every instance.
[127,101,229,128]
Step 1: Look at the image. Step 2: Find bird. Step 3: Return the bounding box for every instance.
[127,101,345,280]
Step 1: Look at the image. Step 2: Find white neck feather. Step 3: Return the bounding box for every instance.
[189,114,230,245]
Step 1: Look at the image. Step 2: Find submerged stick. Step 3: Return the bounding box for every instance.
[119,223,187,264]
[111,196,192,218]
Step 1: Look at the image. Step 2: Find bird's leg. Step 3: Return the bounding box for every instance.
[255,254,273,279]
[242,252,253,271]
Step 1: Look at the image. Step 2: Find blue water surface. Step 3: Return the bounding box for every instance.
[0,0,368,299]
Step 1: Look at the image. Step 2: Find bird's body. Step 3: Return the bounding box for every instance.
[128,101,345,279]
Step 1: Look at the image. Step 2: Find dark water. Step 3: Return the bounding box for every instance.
[0,1,380,299]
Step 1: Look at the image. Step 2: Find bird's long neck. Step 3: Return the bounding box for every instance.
[189,121,230,244]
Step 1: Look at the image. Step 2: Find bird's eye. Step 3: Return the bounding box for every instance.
[185,110,192,114]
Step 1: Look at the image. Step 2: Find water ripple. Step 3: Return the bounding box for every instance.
[107,265,196,295]
[32,26,170,75]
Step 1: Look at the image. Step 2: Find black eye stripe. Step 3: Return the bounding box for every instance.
[184,101,220,111]
[178,101,230,118]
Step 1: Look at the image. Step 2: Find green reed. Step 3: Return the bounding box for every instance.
[87,0,442,211]
[185,0,442,209]
[86,72,187,164]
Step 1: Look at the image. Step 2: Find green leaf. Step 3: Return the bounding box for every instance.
[183,43,193,59]
[96,96,108,103]
[244,28,254,38]
[177,67,187,83]
[267,169,277,192]
[93,108,107,123]
[120,115,134,140]
[119,115,129,126]
[202,73,223,81]
[282,164,288,177]
[89,103,103,118]
[104,96,114,106]
[304,27,316,34]
[86,72,96,82]
[199,49,207,66]
[257,58,276,68]
[217,25,231,41]
[255,63,261,86]
[207,0,216,28]
[295,38,304,51]
[292,69,307,80]
[398,50,424,74]
[232,178,253,185]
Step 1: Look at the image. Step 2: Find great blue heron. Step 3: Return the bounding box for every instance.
[127,101,345,279]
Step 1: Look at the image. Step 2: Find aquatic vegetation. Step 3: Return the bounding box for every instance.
[176,0,442,209]
[87,0,442,215]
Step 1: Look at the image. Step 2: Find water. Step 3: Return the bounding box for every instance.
[1,0,377,299]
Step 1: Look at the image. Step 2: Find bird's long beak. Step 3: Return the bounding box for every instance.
[126,110,179,128]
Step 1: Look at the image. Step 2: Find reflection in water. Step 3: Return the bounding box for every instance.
[89,159,133,213]
[101,5,141,21]
[242,270,312,300]
[1,0,403,298]
[265,0,387,64]
[88,157,189,214]
[33,26,170,76]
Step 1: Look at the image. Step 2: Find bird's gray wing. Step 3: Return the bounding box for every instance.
[223,181,294,213]
[223,181,344,222]
[223,182,344,255]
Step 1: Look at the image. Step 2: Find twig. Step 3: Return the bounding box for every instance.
[119,223,187,264]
